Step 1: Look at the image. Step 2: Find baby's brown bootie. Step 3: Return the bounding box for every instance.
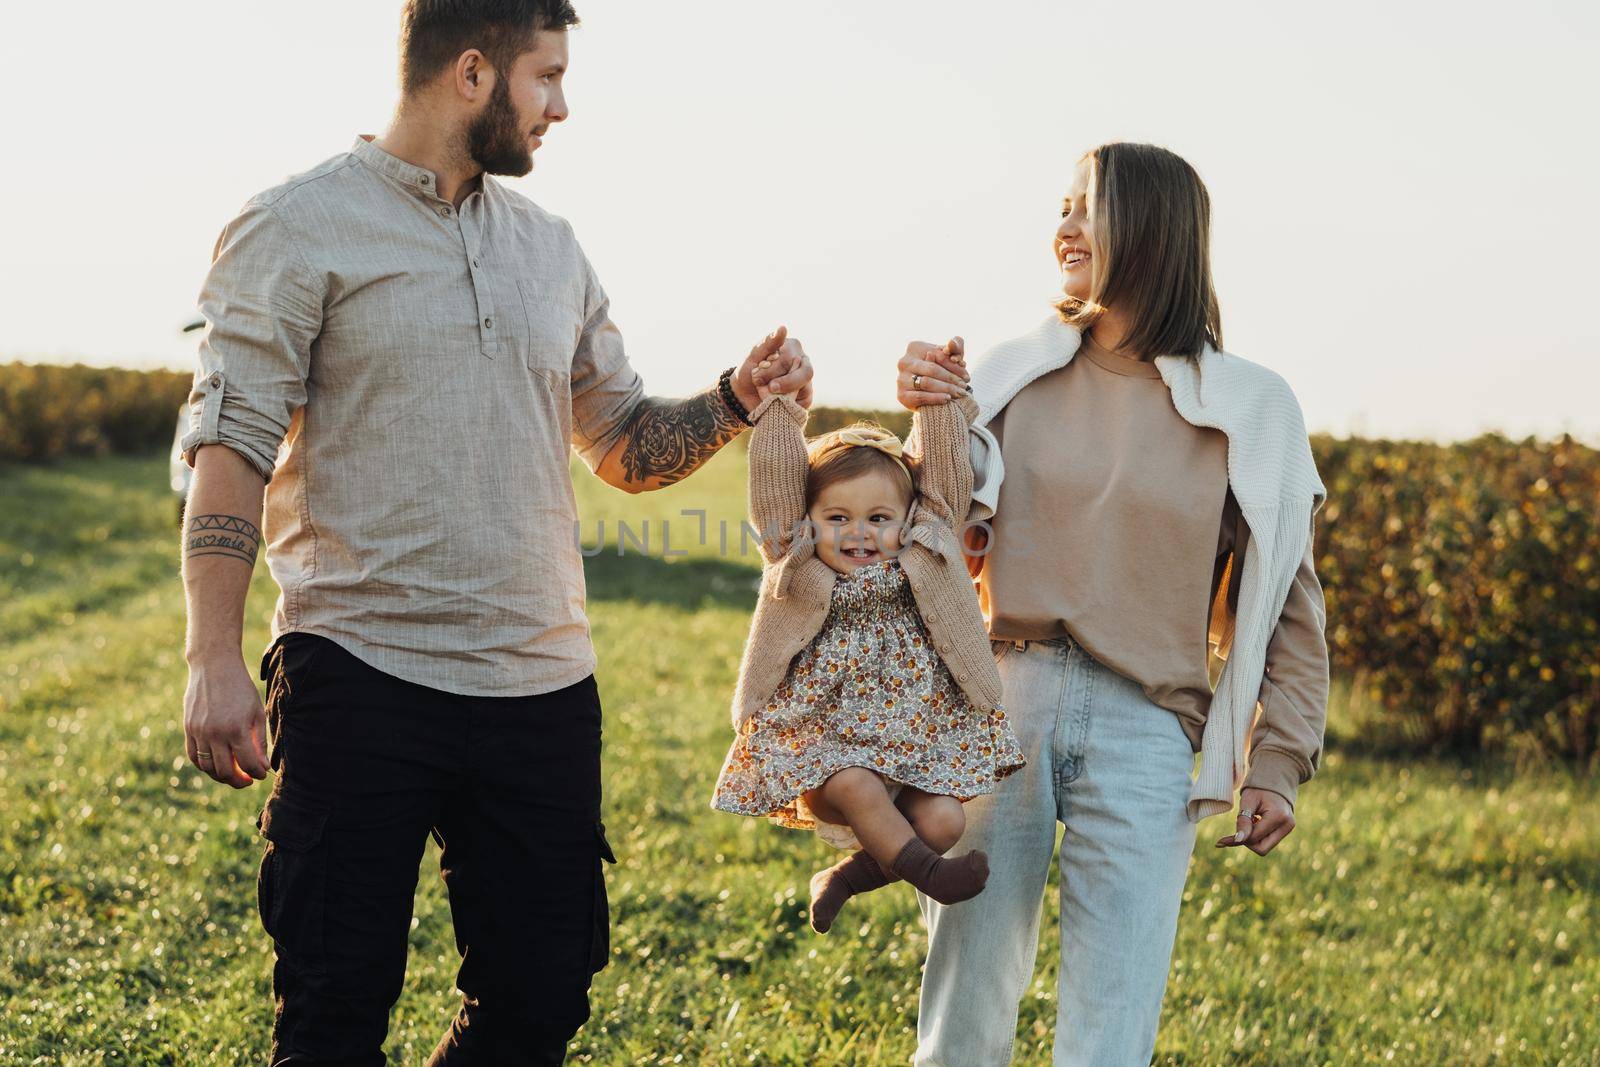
[808,850,898,934]
[888,837,989,905]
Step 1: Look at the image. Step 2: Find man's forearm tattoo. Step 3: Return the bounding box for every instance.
[185,513,260,567]
[617,387,745,487]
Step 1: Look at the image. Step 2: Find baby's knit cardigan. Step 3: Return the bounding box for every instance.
[729,391,1003,731]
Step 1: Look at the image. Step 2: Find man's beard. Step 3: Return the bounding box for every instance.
[466,77,534,177]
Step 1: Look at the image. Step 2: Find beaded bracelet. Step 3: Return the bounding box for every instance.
[717,366,754,426]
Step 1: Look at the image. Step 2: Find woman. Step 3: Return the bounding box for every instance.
[894,142,1330,1065]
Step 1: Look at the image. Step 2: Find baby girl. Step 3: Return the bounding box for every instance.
[711,341,1025,933]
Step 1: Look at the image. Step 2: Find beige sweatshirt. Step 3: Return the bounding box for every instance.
[969,333,1328,805]
[730,391,1004,729]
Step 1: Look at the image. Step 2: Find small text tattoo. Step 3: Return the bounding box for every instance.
[185,513,260,567]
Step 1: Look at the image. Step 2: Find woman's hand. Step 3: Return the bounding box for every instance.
[897,337,971,409]
[1214,788,1295,855]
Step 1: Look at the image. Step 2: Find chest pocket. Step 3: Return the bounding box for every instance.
[515,277,582,385]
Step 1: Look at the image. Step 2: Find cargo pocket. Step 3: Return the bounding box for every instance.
[256,789,333,975]
[276,632,330,699]
[589,821,617,974]
[260,634,330,774]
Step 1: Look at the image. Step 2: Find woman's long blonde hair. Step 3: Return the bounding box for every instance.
[1056,142,1222,358]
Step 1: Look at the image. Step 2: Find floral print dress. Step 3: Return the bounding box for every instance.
[711,558,1026,850]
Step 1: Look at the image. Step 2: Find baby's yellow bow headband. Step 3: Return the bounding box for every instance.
[831,428,912,482]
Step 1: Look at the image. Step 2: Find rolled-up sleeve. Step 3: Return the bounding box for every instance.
[568,248,645,470]
[179,199,322,483]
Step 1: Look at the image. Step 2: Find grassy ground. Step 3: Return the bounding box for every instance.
[0,450,1596,1065]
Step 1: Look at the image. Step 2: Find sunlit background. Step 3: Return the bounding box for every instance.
[5,5,1600,1062]
[2,0,1597,440]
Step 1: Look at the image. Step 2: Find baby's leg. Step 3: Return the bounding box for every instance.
[806,771,987,930]
[809,787,947,934]
[897,788,967,854]
[805,769,901,934]
[881,785,986,905]
[811,767,912,861]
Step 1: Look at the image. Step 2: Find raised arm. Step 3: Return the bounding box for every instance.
[904,392,980,527]
[588,383,749,494]
[568,256,813,494]
[745,391,812,565]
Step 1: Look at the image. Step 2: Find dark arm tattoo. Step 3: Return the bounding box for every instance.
[184,513,260,567]
[615,386,747,488]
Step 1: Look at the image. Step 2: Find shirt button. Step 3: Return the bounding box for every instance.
[483,317,494,330]
[208,373,221,387]
[420,174,431,186]
[472,258,481,268]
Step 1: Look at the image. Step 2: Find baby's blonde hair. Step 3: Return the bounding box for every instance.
[803,422,915,511]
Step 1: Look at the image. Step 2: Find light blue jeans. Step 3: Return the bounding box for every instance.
[916,635,1199,1066]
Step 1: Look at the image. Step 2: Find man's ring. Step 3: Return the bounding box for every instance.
[911,373,923,389]
[196,751,214,761]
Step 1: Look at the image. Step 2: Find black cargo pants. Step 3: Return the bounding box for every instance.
[255,631,616,1066]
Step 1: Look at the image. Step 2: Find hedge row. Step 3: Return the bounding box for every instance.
[1312,432,1598,767]
[3,364,1595,766]
[803,405,912,440]
[0,362,190,463]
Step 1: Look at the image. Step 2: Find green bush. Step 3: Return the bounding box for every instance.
[0,362,190,464]
[790,411,1600,768]
[804,404,912,440]
[1313,433,1599,767]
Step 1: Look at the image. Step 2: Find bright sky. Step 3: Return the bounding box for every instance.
[2,0,1596,442]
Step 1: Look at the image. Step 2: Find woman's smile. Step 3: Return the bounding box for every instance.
[1057,243,1091,270]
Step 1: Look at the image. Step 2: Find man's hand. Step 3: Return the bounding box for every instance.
[1214,788,1296,855]
[737,325,813,411]
[184,653,271,788]
[897,337,970,409]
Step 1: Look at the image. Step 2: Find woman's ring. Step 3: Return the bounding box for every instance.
[911,374,923,389]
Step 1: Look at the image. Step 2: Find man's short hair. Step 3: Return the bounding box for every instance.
[400,0,580,96]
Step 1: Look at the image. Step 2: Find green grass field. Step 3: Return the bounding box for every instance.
[1,450,1596,1065]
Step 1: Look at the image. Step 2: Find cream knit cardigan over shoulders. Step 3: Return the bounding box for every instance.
[967,315,1327,822]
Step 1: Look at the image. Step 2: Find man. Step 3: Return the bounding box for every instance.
[178,2,813,1062]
